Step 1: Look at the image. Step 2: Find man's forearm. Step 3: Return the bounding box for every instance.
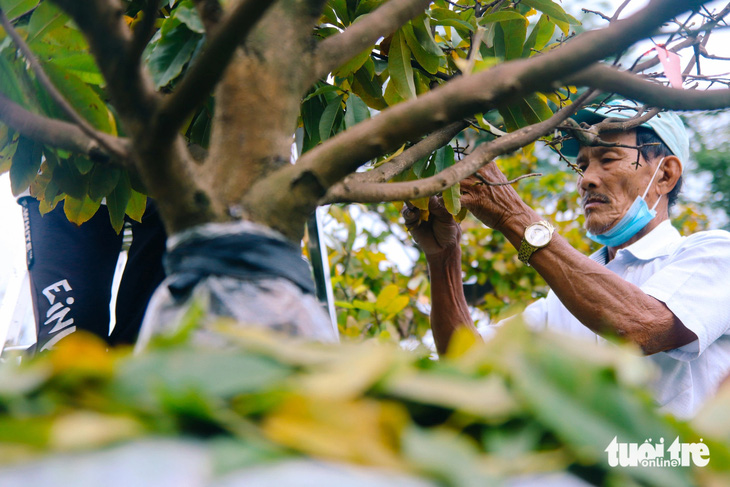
[426,249,480,355]
[478,184,695,354]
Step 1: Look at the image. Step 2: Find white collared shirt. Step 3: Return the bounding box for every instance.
[519,220,730,418]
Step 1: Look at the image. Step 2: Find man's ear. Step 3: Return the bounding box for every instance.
[657,155,682,196]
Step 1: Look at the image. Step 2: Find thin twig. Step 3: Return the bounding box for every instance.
[582,8,612,22]
[474,172,542,186]
[612,0,633,21]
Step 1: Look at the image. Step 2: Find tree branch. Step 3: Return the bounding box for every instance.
[153,0,277,143]
[312,0,431,80]
[129,0,161,62]
[568,64,730,110]
[0,7,129,160]
[243,0,712,239]
[192,0,223,35]
[0,92,131,165]
[328,98,587,203]
[323,120,468,203]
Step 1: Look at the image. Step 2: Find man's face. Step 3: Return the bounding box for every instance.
[576,130,657,235]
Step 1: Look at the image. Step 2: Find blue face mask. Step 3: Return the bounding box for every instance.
[586,158,665,247]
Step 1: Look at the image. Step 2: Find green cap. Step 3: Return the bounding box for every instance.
[561,100,689,163]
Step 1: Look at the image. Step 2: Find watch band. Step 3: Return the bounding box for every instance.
[518,221,554,266]
[518,238,539,266]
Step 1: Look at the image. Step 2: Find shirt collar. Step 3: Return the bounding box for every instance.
[588,220,681,265]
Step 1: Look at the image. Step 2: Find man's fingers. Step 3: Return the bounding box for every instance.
[402,205,421,227]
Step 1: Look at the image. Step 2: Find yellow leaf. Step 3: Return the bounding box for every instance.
[262,395,408,469]
[373,143,406,167]
[125,189,147,223]
[63,195,101,226]
[375,284,400,311]
[49,331,114,376]
[299,344,395,400]
[51,412,143,451]
[445,326,480,359]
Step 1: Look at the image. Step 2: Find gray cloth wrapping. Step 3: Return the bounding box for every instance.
[135,222,337,351]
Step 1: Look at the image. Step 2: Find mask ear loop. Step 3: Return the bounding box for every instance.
[641,157,666,211]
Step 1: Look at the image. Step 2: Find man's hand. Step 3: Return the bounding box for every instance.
[459,163,516,231]
[402,196,462,258]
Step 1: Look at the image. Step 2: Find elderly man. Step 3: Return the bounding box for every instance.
[404,101,730,418]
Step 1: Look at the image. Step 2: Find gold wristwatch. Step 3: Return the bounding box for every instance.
[518,220,554,266]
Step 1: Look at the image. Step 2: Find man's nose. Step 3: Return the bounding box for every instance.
[579,163,600,192]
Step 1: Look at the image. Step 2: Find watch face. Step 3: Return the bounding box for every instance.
[525,224,551,247]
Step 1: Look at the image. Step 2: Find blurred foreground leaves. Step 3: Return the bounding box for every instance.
[1,324,730,486]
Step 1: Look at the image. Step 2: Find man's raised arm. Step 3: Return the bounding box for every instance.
[403,198,479,355]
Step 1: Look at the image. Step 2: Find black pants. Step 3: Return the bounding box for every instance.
[20,197,167,352]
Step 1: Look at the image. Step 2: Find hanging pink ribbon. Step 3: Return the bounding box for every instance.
[655,45,683,89]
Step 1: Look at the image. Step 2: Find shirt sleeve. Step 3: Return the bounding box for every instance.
[520,296,549,332]
[640,230,730,361]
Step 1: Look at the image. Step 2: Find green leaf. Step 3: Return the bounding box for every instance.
[126,189,147,223]
[429,7,475,34]
[27,0,67,45]
[115,349,292,404]
[351,62,388,110]
[107,173,131,234]
[354,0,387,17]
[344,93,370,129]
[318,95,343,141]
[434,145,455,173]
[333,48,371,78]
[174,0,205,34]
[522,14,555,57]
[88,164,121,202]
[40,61,115,134]
[0,54,29,107]
[301,84,342,103]
[499,18,527,60]
[63,194,101,226]
[9,136,42,196]
[330,0,350,26]
[522,93,553,124]
[498,103,528,132]
[402,426,494,487]
[412,14,443,57]
[443,183,461,216]
[388,30,417,100]
[146,24,201,89]
[402,22,440,75]
[351,299,375,313]
[520,0,580,27]
[53,158,88,199]
[479,10,527,25]
[0,0,40,20]
[0,127,18,173]
[38,51,104,86]
[72,155,94,175]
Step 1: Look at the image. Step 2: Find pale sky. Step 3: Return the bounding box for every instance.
[0,173,26,298]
